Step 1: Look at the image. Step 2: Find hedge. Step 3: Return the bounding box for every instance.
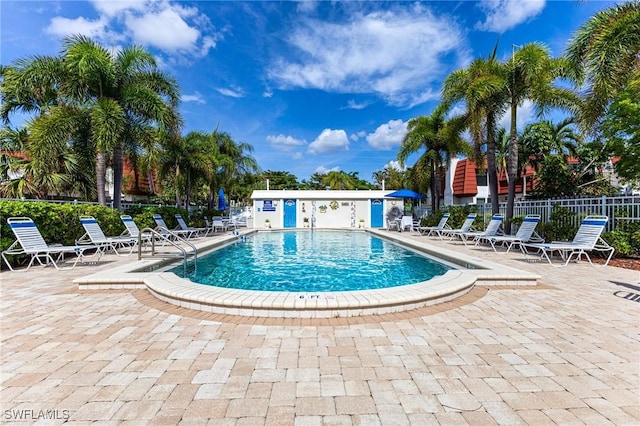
[0,201,192,268]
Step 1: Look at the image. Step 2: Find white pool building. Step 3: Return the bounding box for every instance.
[250,190,410,229]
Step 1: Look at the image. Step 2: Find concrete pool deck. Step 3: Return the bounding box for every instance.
[1,230,639,424]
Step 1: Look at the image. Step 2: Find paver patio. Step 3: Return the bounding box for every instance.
[1,232,639,425]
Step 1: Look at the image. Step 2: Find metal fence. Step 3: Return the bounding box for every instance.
[0,198,247,216]
[478,195,640,232]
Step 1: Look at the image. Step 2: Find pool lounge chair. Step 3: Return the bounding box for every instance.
[441,213,477,240]
[175,214,210,238]
[485,214,543,253]
[418,213,451,238]
[521,215,614,266]
[120,215,153,245]
[152,214,195,240]
[77,216,138,255]
[2,217,101,271]
[459,214,503,246]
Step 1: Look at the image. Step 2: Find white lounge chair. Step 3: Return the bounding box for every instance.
[175,214,210,238]
[120,215,153,245]
[485,214,543,252]
[459,214,503,246]
[418,213,451,238]
[2,217,101,271]
[522,215,614,266]
[77,215,137,255]
[441,213,477,240]
[152,214,194,240]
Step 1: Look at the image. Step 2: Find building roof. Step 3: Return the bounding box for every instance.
[452,159,478,196]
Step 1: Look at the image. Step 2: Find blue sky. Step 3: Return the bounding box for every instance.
[1,0,616,183]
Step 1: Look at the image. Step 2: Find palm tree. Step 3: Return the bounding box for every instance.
[566,1,640,130]
[442,54,507,214]
[158,131,215,209]
[503,42,579,232]
[398,106,466,213]
[1,35,181,207]
[61,35,181,209]
[519,118,581,171]
[322,171,356,190]
[210,130,259,208]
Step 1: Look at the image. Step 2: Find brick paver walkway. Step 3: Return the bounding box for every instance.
[1,234,639,424]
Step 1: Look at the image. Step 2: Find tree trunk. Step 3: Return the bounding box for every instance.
[486,117,500,215]
[505,104,518,234]
[207,186,214,210]
[175,163,183,208]
[112,143,123,210]
[184,168,190,211]
[430,165,437,213]
[96,151,107,205]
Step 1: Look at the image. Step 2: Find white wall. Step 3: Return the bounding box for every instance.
[251,191,393,229]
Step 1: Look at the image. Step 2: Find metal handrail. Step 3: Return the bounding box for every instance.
[138,227,197,276]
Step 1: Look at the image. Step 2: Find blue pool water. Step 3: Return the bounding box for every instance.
[172,231,453,292]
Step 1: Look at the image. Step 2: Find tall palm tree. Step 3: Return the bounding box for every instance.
[442,54,507,214]
[566,1,640,130]
[158,131,215,209]
[210,130,259,208]
[1,35,181,207]
[398,106,466,213]
[503,42,580,231]
[61,35,181,209]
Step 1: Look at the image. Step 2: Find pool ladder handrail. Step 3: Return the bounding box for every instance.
[137,227,197,276]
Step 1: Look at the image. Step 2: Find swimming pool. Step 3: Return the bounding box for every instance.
[171,230,453,292]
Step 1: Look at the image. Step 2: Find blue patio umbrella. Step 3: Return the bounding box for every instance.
[385,189,425,199]
[217,188,227,211]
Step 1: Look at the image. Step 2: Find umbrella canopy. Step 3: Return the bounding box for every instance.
[217,188,227,211]
[386,189,425,199]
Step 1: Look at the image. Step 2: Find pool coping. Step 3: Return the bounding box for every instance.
[74,228,540,318]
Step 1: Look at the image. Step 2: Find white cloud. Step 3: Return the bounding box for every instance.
[268,4,465,107]
[47,1,221,59]
[215,87,245,98]
[308,129,349,154]
[46,16,109,39]
[90,0,146,17]
[182,92,205,104]
[314,165,341,174]
[349,130,367,142]
[476,0,546,33]
[267,134,306,152]
[498,100,536,132]
[366,119,408,150]
[125,7,200,53]
[343,99,372,110]
[385,160,406,171]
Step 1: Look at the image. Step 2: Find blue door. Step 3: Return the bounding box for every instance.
[283,199,296,228]
[370,199,383,227]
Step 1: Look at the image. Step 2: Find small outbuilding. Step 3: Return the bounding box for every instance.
[250,190,409,229]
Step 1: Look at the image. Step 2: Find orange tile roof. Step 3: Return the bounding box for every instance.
[452,159,478,196]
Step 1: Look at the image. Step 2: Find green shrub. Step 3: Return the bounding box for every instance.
[601,230,634,257]
[0,201,191,268]
[538,206,578,241]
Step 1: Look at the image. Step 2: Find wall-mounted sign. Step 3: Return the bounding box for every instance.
[263,200,276,212]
